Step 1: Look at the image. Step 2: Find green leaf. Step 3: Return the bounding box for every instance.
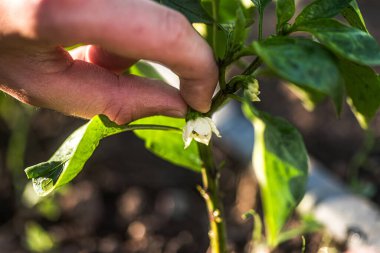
[253,37,344,112]
[276,0,295,30]
[128,61,165,80]
[231,7,248,47]
[25,222,55,252]
[25,115,180,196]
[341,1,368,32]
[154,0,213,24]
[294,19,380,66]
[243,104,308,247]
[339,60,380,128]
[133,116,202,172]
[295,0,351,25]
[64,43,85,51]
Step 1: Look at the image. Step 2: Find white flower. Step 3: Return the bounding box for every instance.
[182,117,221,149]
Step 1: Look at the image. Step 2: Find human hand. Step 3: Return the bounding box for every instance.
[0,0,218,124]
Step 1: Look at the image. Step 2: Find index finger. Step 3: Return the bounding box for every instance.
[32,0,219,112]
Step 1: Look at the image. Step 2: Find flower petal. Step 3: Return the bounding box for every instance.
[206,117,221,138]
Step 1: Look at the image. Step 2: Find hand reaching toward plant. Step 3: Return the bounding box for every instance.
[0,0,218,124]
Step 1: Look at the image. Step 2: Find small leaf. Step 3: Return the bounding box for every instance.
[276,0,295,30]
[294,19,380,66]
[25,115,180,196]
[243,104,308,247]
[295,0,351,25]
[133,116,202,172]
[253,37,344,112]
[154,0,213,24]
[339,60,380,128]
[341,1,368,32]
[231,6,248,49]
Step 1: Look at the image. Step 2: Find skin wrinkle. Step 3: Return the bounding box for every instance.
[101,73,130,124]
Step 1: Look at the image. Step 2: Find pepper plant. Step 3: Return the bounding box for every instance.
[24,0,380,252]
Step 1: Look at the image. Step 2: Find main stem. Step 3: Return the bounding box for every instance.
[204,0,227,249]
[198,143,227,253]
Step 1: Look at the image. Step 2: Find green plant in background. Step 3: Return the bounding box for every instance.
[24,0,380,252]
[25,221,56,253]
[0,94,35,193]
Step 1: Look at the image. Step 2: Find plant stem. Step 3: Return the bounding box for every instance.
[206,57,262,117]
[211,0,219,54]
[242,57,262,76]
[197,143,227,253]
[258,12,263,41]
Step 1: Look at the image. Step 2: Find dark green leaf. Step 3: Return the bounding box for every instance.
[154,0,213,24]
[243,104,308,247]
[253,37,344,112]
[25,115,180,196]
[341,1,368,32]
[339,60,380,128]
[295,0,351,25]
[295,19,380,66]
[133,116,202,172]
[276,0,295,30]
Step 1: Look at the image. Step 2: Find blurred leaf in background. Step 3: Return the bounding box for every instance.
[25,221,56,253]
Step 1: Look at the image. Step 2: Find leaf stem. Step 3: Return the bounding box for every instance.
[242,57,262,75]
[104,124,182,138]
[197,143,227,253]
[258,12,263,41]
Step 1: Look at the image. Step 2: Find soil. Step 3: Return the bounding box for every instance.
[1,1,380,253]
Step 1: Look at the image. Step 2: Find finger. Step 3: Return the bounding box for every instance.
[0,47,187,125]
[31,0,218,112]
[69,45,137,74]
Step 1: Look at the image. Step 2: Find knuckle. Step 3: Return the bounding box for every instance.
[103,99,134,125]
[102,78,137,125]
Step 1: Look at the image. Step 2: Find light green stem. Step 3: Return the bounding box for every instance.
[197,143,227,253]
